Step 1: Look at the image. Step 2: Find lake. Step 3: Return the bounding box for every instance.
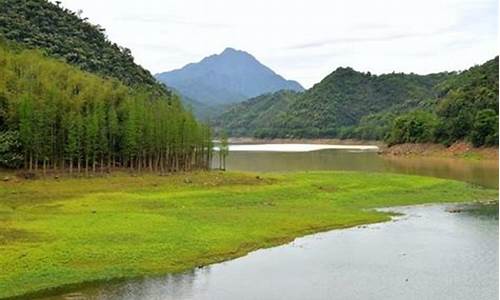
[47,144,498,299]
[214,144,498,188]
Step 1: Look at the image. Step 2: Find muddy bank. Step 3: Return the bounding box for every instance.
[381,142,498,161]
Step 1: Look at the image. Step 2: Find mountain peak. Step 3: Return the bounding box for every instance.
[218,47,255,61]
[221,47,240,54]
[155,49,304,110]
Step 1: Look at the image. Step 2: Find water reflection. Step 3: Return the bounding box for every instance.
[64,269,202,299]
[213,148,498,188]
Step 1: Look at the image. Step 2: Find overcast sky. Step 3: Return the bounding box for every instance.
[55,0,497,88]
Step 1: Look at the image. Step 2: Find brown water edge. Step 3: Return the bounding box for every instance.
[381,155,498,188]
[381,142,498,161]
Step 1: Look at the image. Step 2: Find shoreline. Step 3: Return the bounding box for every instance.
[227,137,383,146]
[227,138,498,161]
[44,202,498,299]
[380,142,498,161]
[10,215,387,300]
[0,171,497,299]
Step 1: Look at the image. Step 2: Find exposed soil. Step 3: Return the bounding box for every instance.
[381,142,498,161]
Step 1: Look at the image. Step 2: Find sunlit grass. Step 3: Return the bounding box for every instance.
[0,171,497,299]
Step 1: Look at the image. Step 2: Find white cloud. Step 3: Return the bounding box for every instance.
[55,0,497,88]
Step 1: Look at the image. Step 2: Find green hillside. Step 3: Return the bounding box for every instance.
[0,0,213,171]
[217,58,498,146]
[218,90,301,137]
[217,68,448,138]
[0,40,212,171]
[0,0,165,93]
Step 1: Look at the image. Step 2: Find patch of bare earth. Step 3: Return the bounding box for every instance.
[382,142,498,160]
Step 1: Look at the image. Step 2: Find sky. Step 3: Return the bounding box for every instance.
[55,0,498,88]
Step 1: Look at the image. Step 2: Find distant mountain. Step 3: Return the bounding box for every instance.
[155,48,304,113]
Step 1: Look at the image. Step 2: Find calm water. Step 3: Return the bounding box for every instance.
[48,145,498,299]
[52,204,498,300]
[214,145,498,188]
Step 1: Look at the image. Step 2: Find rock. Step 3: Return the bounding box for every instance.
[256,176,262,180]
[446,207,463,213]
[54,175,59,180]
[2,176,10,182]
[184,178,192,184]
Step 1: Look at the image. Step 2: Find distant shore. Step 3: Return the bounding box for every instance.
[380,142,498,161]
[227,137,383,146]
[227,138,498,161]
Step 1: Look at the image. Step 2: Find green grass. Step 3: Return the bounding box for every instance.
[0,171,497,299]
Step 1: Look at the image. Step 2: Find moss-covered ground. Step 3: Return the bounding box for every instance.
[0,171,497,299]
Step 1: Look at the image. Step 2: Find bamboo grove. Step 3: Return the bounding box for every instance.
[0,41,213,173]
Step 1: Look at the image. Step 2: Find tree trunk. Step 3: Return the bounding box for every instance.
[85,158,89,176]
[29,153,33,171]
[43,159,46,176]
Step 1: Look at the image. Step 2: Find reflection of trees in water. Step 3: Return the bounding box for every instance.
[223,149,497,188]
[81,267,211,299]
[382,156,498,188]
[225,150,385,172]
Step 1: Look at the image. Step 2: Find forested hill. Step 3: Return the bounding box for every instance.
[218,90,301,137]
[0,0,213,171]
[0,39,212,171]
[281,68,449,135]
[217,57,498,147]
[217,68,450,138]
[0,0,165,94]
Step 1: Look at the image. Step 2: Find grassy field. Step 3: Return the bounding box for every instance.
[0,171,497,299]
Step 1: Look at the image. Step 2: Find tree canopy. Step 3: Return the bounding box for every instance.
[0,40,212,172]
[217,57,498,147]
[0,0,166,94]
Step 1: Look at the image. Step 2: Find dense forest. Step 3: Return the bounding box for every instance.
[219,90,300,137]
[217,58,499,147]
[0,40,212,172]
[0,0,213,172]
[0,0,165,93]
[217,68,449,138]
